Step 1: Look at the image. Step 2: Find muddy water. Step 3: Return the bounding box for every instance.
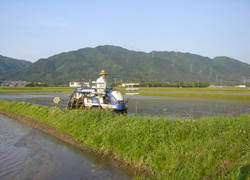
[0,114,135,180]
[127,95,250,118]
[0,92,250,118]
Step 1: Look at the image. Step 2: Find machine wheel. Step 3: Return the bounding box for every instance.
[67,101,72,110]
[79,103,85,110]
[76,96,85,109]
[66,92,77,109]
[75,99,80,109]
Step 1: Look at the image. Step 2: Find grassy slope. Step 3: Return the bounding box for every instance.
[0,99,249,179]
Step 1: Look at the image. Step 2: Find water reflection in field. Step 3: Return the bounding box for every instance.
[0,92,249,119]
[0,114,134,180]
[127,95,250,118]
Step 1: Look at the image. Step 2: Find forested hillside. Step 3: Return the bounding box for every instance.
[0,55,31,74]
[1,45,250,84]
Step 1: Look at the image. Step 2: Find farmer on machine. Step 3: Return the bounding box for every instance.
[96,70,108,103]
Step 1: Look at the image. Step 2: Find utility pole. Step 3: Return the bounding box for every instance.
[210,66,212,79]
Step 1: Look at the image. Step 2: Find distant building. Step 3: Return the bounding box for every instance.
[69,79,90,87]
[235,85,246,88]
[1,81,27,87]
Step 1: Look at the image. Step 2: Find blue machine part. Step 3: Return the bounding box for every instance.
[92,97,99,103]
[108,91,125,110]
[116,102,125,110]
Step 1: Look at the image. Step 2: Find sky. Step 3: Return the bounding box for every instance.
[0,0,250,64]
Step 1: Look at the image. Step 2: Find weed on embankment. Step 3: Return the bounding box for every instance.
[0,99,250,179]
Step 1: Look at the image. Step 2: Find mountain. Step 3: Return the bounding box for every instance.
[0,55,32,75]
[1,45,250,84]
[154,51,250,82]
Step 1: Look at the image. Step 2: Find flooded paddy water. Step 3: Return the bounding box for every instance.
[0,92,250,179]
[0,114,135,180]
[0,92,249,119]
[127,95,250,118]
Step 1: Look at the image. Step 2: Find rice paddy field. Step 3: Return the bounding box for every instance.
[0,87,75,93]
[0,99,250,179]
[0,86,250,100]
[139,87,250,93]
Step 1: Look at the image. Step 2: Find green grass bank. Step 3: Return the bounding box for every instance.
[0,100,250,179]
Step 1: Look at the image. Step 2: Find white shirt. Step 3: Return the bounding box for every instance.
[96,76,107,93]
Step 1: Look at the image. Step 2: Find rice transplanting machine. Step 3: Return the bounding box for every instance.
[66,81,139,113]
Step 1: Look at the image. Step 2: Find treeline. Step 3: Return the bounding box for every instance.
[25,80,209,88]
[25,81,69,87]
[110,81,209,88]
[25,82,49,87]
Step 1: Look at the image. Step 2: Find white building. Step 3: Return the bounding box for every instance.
[235,85,246,88]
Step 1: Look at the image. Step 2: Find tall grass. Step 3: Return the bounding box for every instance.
[0,99,249,179]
